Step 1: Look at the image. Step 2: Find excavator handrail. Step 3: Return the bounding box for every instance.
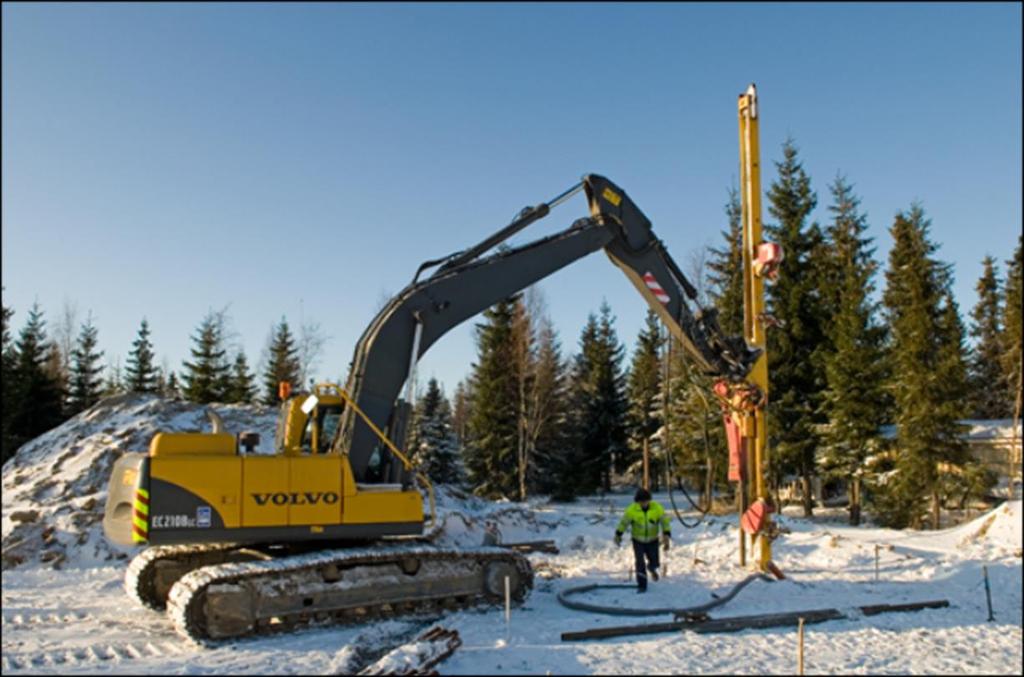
[333,385,438,528]
[416,471,437,531]
[334,386,416,472]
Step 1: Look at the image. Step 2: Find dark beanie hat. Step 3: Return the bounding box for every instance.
[634,488,652,502]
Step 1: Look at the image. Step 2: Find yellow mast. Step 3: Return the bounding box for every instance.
[737,83,773,572]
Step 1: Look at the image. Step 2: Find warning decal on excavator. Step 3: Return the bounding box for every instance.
[642,272,671,304]
[601,187,622,206]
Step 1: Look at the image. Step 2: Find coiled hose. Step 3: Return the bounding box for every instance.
[556,572,770,618]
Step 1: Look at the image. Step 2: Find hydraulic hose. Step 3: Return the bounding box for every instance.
[663,425,711,529]
[556,572,770,617]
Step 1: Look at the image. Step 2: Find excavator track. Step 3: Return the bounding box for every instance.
[124,519,451,612]
[125,544,269,611]
[166,544,532,644]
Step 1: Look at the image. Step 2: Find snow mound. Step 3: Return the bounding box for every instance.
[876,499,1023,559]
[953,500,1022,555]
[1,393,277,571]
[428,485,566,548]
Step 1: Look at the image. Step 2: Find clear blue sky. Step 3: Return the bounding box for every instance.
[3,2,1021,396]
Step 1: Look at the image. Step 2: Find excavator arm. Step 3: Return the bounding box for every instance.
[335,174,760,483]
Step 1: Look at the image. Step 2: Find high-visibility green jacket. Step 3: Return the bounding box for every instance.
[615,501,671,543]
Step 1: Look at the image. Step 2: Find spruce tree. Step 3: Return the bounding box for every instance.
[817,176,887,525]
[528,318,572,498]
[707,187,746,337]
[410,377,464,484]
[66,314,105,415]
[934,290,976,518]
[1001,237,1022,423]
[125,318,159,393]
[182,310,230,404]
[967,256,1005,418]
[226,351,257,404]
[571,302,628,494]
[5,304,64,462]
[625,309,663,482]
[879,205,970,528]
[764,139,828,516]
[1,298,12,363]
[262,317,300,404]
[557,314,600,500]
[464,297,520,498]
[2,298,17,463]
[452,379,472,448]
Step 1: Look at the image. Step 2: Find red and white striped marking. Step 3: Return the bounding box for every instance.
[643,272,671,304]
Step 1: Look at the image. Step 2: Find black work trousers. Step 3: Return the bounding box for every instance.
[632,539,661,590]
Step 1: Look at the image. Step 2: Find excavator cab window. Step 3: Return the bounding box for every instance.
[318,405,343,454]
[299,405,345,454]
[365,445,388,482]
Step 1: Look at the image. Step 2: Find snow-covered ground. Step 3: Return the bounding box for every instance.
[2,396,1022,674]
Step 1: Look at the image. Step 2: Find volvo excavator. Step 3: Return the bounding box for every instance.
[103,174,760,643]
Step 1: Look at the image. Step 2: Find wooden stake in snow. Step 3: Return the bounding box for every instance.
[797,617,805,675]
[504,575,511,634]
[983,565,995,622]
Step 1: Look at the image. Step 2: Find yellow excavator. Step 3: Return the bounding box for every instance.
[103,174,759,643]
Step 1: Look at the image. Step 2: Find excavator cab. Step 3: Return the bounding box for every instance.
[275,382,347,456]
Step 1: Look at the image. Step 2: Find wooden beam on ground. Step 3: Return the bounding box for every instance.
[858,599,949,616]
[561,620,689,642]
[499,540,559,554]
[560,599,950,642]
[689,608,843,634]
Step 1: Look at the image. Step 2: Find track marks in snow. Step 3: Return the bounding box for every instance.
[1,640,186,671]
[2,610,91,627]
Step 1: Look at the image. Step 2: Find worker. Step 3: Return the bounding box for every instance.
[614,488,671,593]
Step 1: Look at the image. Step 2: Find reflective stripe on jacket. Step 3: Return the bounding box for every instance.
[615,500,671,543]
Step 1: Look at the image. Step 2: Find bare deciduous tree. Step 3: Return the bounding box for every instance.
[511,286,566,501]
[54,297,79,387]
[298,318,329,388]
[511,294,534,502]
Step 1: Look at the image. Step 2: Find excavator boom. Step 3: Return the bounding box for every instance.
[337,174,760,484]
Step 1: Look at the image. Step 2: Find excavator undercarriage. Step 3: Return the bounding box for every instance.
[166,545,531,643]
[122,539,531,644]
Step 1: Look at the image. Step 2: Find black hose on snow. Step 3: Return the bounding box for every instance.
[556,572,770,617]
